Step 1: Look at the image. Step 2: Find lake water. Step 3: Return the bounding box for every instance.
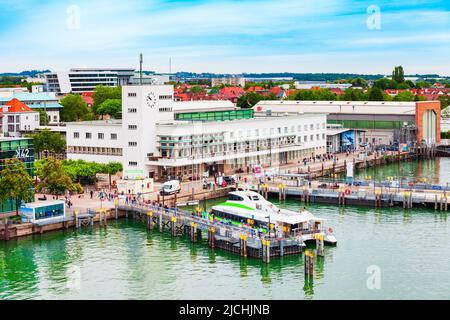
[1,159,449,300]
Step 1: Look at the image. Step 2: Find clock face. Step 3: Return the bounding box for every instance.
[146,92,157,108]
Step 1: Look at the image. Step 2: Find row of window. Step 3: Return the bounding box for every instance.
[73,132,118,140]
[229,123,325,139]
[67,146,123,156]
[7,115,39,123]
[127,93,173,100]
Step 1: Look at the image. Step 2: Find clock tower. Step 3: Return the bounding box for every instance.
[122,85,174,179]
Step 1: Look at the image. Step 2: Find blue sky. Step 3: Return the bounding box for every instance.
[0,0,449,74]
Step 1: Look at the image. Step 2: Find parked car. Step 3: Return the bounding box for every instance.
[160,180,181,196]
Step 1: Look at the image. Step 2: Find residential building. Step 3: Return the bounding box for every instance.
[255,100,442,146]
[0,92,62,125]
[211,77,246,88]
[1,99,40,137]
[45,68,135,94]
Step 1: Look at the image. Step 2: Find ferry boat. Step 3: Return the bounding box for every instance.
[210,191,337,245]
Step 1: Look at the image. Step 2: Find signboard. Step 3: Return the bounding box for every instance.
[346,161,354,179]
[254,165,263,178]
[20,205,34,223]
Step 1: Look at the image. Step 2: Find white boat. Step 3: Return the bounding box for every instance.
[211,191,337,245]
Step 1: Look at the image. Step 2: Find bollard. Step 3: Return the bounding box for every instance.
[171,216,177,237]
[147,211,153,230]
[316,234,325,257]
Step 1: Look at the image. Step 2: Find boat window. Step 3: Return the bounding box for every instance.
[252,196,260,201]
[229,194,244,201]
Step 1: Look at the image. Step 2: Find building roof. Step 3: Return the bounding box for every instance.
[255,100,424,116]
[173,100,235,113]
[66,119,122,126]
[2,98,35,113]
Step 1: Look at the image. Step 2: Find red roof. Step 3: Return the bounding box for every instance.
[2,98,34,113]
[246,86,265,92]
[219,87,245,97]
[81,92,94,105]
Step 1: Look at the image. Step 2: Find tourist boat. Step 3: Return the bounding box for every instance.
[210,191,337,245]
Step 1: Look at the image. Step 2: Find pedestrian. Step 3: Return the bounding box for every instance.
[90,190,94,199]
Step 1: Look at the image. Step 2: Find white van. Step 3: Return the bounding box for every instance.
[160,180,181,196]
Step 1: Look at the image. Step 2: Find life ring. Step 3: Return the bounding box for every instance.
[344,189,352,196]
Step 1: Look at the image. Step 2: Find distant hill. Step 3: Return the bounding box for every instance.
[0,70,51,77]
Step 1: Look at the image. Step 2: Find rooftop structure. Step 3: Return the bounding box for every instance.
[255,100,441,146]
[45,68,135,94]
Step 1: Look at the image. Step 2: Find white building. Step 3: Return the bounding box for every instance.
[211,77,246,88]
[1,99,40,137]
[0,92,62,125]
[66,119,123,164]
[45,68,135,94]
[66,85,327,181]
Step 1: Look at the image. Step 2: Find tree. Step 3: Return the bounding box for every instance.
[339,89,367,101]
[393,91,416,102]
[0,159,34,216]
[392,66,405,84]
[415,81,431,89]
[439,95,450,110]
[92,85,122,114]
[237,92,265,109]
[351,77,368,88]
[97,99,122,119]
[60,94,92,122]
[39,110,49,125]
[368,87,386,101]
[36,158,79,195]
[190,86,206,95]
[374,78,398,90]
[101,162,123,188]
[29,129,66,155]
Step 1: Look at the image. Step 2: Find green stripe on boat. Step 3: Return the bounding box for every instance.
[216,202,255,211]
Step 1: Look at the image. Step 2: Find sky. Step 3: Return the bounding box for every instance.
[0,0,449,75]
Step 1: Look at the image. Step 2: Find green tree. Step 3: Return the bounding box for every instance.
[39,110,49,126]
[351,78,368,88]
[393,91,416,102]
[0,159,34,216]
[339,89,367,101]
[190,86,206,95]
[367,87,386,101]
[92,86,122,114]
[374,78,398,90]
[237,92,265,109]
[60,94,92,122]
[392,66,405,83]
[29,130,66,154]
[415,81,431,89]
[97,99,122,119]
[439,95,450,110]
[36,158,77,195]
[101,162,123,188]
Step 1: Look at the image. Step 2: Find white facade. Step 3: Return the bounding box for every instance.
[66,120,123,163]
[45,68,135,94]
[211,77,246,88]
[122,85,174,179]
[2,111,40,137]
[66,85,327,181]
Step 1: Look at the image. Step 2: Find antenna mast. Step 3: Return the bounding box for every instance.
[139,53,143,86]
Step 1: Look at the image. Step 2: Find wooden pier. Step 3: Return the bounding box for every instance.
[118,203,307,262]
[254,183,449,210]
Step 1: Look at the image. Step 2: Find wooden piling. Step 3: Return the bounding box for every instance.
[159,210,163,233]
[147,211,153,230]
[316,234,324,257]
[171,216,177,237]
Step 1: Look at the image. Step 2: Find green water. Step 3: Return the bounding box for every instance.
[1,159,449,300]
